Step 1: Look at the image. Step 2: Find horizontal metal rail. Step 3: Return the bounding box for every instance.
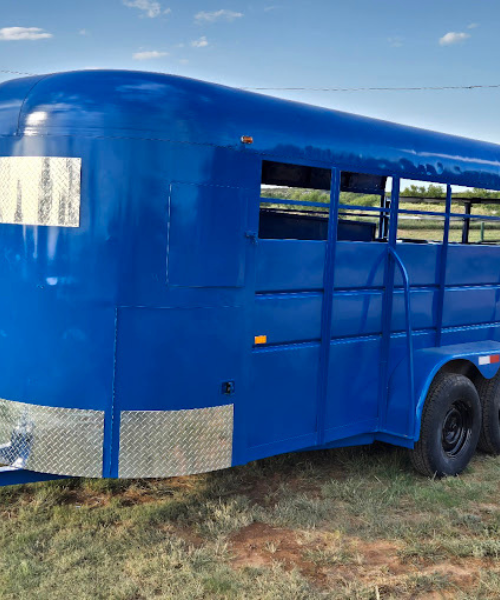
[338,204,390,214]
[398,208,500,222]
[263,200,500,221]
[399,195,500,205]
[260,197,329,209]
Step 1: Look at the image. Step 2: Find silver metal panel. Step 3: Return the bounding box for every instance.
[0,157,81,227]
[118,404,234,478]
[0,398,104,477]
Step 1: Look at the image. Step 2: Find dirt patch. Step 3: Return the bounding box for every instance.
[68,479,193,509]
[419,561,478,587]
[166,525,205,548]
[319,538,405,588]
[229,525,479,595]
[230,522,323,580]
[246,473,322,508]
[245,477,281,508]
[357,539,404,573]
[321,537,481,597]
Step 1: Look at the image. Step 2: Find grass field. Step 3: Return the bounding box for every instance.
[2,187,499,599]
[2,445,500,599]
[262,187,500,244]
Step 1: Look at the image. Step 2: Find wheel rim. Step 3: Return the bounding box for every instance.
[441,400,472,457]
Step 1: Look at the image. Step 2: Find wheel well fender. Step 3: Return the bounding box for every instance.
[386,342,500,443]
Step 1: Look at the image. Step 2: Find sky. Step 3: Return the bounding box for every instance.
[1,1,500,144]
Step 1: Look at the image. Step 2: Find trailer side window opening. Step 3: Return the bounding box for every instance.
[450,187,500,245]
[397,180,447,244]
[259,160,331,241]
[337,172,389,242]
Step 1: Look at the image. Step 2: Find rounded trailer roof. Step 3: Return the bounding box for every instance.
[0,69,500,189]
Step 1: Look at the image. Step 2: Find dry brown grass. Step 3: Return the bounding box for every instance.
[1,444,500,598]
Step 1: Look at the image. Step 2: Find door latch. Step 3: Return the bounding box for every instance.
[245,231,258,244]
[221,380,235,396]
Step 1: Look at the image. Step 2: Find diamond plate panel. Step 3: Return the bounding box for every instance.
[0,157,81,227]
[0,398,104,477]
[118,404,234,478]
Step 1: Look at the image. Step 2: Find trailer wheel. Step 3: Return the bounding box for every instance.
[410,373,481,477]
[476,372,500,454]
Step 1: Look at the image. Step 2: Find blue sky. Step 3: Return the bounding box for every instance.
[1,1,500,143]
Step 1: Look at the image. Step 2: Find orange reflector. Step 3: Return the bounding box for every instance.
[241,135,254,144]
[254,335,267,345]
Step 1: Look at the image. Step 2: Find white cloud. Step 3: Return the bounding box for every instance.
[191,36,209,48]
[179,58,189,65]
[194,9,243,23]
[439,31,470,46]
[133,50,168,60]
[468,23,479,29]
[123,0,170,18]
[0,27,53,41]
[79,29,89,36]
[264,5,280,11]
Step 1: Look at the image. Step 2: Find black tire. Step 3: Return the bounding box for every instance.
[476,372,500,454]
[410,372,481,477]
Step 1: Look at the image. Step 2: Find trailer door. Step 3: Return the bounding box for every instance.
[246,160,333,458]
[247,163,391,458]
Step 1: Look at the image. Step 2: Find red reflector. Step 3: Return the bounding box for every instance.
[491,355,500,364]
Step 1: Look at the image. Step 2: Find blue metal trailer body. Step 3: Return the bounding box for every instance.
[0,70,500,485]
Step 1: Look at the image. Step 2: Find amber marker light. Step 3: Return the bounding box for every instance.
[241,135,254,144]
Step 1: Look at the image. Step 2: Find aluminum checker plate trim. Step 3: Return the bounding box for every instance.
[118,404,234,478]
[0,398,104,477]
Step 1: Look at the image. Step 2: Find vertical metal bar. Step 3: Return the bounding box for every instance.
[378,178,400,428]
[104,306,119,478]
[383,194,391,240]
[388,247,416,436]
[435,185,452,347]
[233,177,262,467]
[316,168,340,446]
[378,192,386,240]
[462,201,472,244]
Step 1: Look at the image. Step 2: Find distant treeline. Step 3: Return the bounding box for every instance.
[402,184,500,200]
[262,184,500,211]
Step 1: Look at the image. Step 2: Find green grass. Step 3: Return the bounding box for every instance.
[2,445,500,598]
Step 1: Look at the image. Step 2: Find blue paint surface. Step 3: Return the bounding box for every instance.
[1,70,500,482]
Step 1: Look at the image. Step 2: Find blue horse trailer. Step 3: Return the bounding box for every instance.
[1,69,500,486]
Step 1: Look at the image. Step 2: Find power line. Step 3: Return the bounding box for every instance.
[0,69,37,76]
[1,69,500,93]
[243,84,500,93]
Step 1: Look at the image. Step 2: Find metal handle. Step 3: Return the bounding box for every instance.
[388,247,416,430]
